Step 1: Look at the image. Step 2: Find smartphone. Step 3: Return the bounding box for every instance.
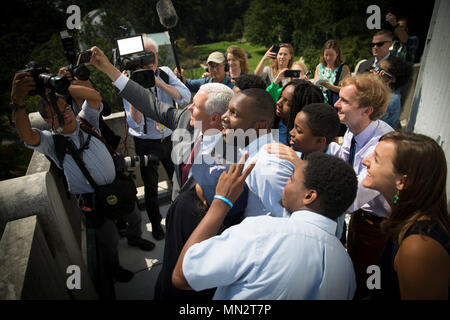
[284,70,301,78]
[270,45,280,55]
[117,35,144,56]
[305,71,312,77]
[76,50,92,65]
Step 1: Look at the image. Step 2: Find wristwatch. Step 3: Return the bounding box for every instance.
[9,102,26,111]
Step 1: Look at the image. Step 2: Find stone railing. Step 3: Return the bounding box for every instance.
[0,111,170,299]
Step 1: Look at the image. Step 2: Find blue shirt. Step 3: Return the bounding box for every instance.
[241,133,293,218]
[185,75,234,93]
[277,119,288,146]
[380,91,401,129]
[183,210,356,300]
[26,102,116,194]
[329,120,394,217]
[123,66,190,139]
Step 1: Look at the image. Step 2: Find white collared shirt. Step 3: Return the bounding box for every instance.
[240,133,293,218]
[329,120,394,217]
[183,210,356,300]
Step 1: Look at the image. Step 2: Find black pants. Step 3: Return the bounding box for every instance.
[347,210,387,300]
[134,136,174,225]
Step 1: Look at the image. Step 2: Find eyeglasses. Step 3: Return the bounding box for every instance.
[48,106,72,119]
[370,41,391,48]
[371,65,396,82]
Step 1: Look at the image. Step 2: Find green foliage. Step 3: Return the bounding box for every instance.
[0,144,34,181]
[243,0,398,71]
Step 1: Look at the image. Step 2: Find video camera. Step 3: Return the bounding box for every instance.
[60,30,91,81]
[113,35,156,88]
[19,61,70,96]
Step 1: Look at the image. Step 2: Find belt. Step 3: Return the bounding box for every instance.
[355,209,385,225]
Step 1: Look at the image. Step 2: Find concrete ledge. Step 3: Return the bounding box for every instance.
[0,168,97,299]
[0,216,69,299]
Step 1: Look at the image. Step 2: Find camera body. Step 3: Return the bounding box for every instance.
[67,64,90,81]
[60,30,91,81]
[284,70,301,78]
[114,35,156,88]
[271,45,280,55]
[20,61,70,96]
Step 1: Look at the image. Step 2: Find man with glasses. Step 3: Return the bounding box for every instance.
[174,51,234,93]
[10,71,155,297]
[357,30,394,74]
[123,35,191,241]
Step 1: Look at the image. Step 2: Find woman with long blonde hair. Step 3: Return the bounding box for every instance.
[254,43,295,87]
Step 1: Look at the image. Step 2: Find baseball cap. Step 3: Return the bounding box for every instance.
[207,51,226,64]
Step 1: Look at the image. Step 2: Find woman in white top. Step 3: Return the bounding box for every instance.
[254,43,295,87]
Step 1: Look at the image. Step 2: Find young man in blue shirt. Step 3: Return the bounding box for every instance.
[172,152,357,299]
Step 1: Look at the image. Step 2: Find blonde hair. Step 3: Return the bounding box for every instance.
[341,73,391,121]
[292,57,308,74]
[270,43,294,78]
[226,46,250,74]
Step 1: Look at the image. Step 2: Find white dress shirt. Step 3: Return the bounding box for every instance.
[241,133,293,218]
[328,120,394,217]
[183,210,356,300]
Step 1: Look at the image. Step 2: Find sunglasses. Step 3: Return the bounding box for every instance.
[371,65,396,82]
[370,41,391,48]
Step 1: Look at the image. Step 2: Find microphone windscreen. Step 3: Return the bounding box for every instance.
[156,0,178,29]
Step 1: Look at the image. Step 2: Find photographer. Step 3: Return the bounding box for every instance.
[10,69,155,298]
[123,35,190,240]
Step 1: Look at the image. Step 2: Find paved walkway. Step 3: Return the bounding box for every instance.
[114,186,171,300]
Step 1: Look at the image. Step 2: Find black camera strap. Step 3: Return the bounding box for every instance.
[65,136,100,191]
[78,115,116,156]
[47,90,66,133]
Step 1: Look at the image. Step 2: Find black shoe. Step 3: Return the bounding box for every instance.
[151,222,165,241]
[128,237,155,251]
[115,266,134,282]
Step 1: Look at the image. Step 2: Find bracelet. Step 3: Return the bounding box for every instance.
[213,195,233,209]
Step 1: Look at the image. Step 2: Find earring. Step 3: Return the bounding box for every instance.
[393,191,399,204]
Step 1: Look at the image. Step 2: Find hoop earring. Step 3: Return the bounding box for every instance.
[393,190,400,204]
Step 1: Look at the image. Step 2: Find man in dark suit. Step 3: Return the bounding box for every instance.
[357,30,394,74]
[87,46,233,201]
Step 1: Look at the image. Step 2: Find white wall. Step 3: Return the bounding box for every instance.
[408,0,450,206]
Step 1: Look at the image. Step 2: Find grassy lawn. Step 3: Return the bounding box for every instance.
[192,41,268,70]
[182,40,319,79]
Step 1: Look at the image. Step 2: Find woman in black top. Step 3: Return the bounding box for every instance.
[361,131,450,299]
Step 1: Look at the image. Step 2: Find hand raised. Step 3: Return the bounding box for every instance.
[11,72,35,106]
[214,151,255,204]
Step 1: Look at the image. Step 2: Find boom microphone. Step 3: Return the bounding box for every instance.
[156,0,183,82]
[156,0,179,29]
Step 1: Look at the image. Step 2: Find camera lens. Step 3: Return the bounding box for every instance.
[39,74,70,94]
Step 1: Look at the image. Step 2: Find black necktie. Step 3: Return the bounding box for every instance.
[348,137,356,166]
